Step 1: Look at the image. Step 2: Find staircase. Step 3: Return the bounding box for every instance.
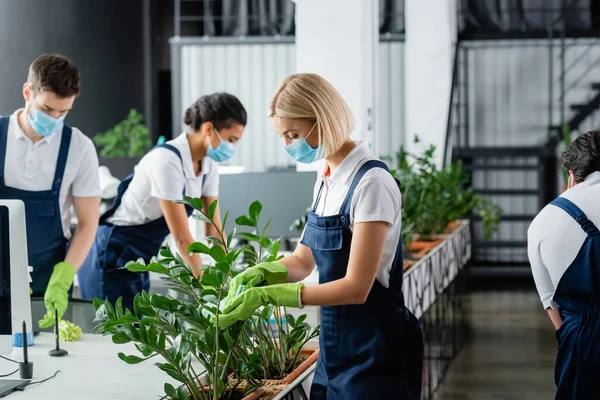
[445,37,600,276]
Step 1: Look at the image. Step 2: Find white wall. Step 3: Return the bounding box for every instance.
[295,0,379,158]
[405,0,457,165]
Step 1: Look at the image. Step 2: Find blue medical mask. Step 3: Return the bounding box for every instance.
[28,107,65,137]
[283,123,323,164]
[207,129,236,162]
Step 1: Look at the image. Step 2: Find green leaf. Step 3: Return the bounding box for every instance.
[160,248,173,258]
[201,288,219,298]
[191,212,211,223]
[164,383,177,399]
[249,201,262,223]
[235,215,256,227]
[125,262,167,274]
[208,199,218,220]
[215,262,230,275]
[151,295,181,313]
[156,363,186,383]
[176,385,188,400]
[207,236,225,246]
[112,332,132,344]
[135,343,155,357]
[237,232,260,242]
[222,210,229,231]
[188,242,211,254]
[118,353,145,364]
[92,297,102,310]
[260,237,272,248]
[158,332,166,350]
[227,227,237,248]
[261,218,272,237]
[201,270,222,288]
[209,245,227,263]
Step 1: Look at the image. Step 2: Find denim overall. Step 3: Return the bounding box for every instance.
[301,160,424,400]
[78,144,193,310]
[0,116,72,296]
[550,197,600,399]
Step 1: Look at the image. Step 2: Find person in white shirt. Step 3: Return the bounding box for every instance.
[0,54,101,330]
[78,93,247,311]
[217,73,423,399]
[528,130,600,398]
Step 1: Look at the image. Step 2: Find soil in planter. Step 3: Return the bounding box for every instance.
[260,382,290,400]
[265,351,310,380]
[218,391,245,400]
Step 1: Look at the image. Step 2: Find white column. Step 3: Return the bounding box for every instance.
[405,0,457,166]
[294,0,379,171]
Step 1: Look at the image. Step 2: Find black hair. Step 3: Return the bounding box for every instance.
[183,93,247,132]
[560,130,600,183]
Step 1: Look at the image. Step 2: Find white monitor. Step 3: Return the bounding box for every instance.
[0,200,33,354]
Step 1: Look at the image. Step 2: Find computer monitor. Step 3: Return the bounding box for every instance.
[0,200,33,355]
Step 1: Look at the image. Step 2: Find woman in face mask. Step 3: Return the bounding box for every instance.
[217,74,424,399]
[78,93,247,310]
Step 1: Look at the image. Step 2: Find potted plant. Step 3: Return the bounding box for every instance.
[93,198,320,400]
[93,108,152,180]
[286,208,310,251]
[387,136,502,264]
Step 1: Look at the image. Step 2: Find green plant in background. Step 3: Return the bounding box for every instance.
[561,121,572,186]
[93,109,152,158]
[93,198,319,400]
[289,208,311,233]
[386,136,502,251]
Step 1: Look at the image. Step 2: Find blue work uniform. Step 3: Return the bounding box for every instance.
[0,116,72,296]
[550,197,600,399]
[78,144,192,310]
[301,160,424,400]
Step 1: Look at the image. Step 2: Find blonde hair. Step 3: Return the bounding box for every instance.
[269,73,355,157]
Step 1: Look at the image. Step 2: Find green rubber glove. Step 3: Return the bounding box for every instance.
[38,262,77,329]
[213,283,304,329]
[228,262,288,298]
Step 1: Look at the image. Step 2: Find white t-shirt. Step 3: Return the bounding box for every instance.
[528,171,600,309]
[310,141,402,288]
[108,132,219,226]
[4,110,101,239]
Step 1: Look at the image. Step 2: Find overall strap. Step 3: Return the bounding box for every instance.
[339,160,390,215]
[0,117,9,188]
[311,182,325,213]
[551,197,600,236]
[100,143,187,223]
[51,125,73,194]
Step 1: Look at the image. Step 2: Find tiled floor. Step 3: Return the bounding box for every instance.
[432,290,557,400]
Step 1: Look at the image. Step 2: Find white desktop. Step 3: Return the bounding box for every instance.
[0,199,33,354]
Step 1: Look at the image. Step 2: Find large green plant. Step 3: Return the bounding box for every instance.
[93,109,152,158]
[387,137,502,246]
[93,198,319,400]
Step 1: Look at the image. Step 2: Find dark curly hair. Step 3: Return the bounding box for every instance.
[184,93,247,132]
[560,130,600,183]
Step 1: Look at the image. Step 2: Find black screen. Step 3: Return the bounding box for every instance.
[0,206,10,335]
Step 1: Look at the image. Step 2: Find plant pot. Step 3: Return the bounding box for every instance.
[99,157,141,180]
[198,380,265,400]
[410,237,443,252]
[403,259,416,272]
[444,220,461,234]
[267,348,319,384]
[227,348,319,400]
